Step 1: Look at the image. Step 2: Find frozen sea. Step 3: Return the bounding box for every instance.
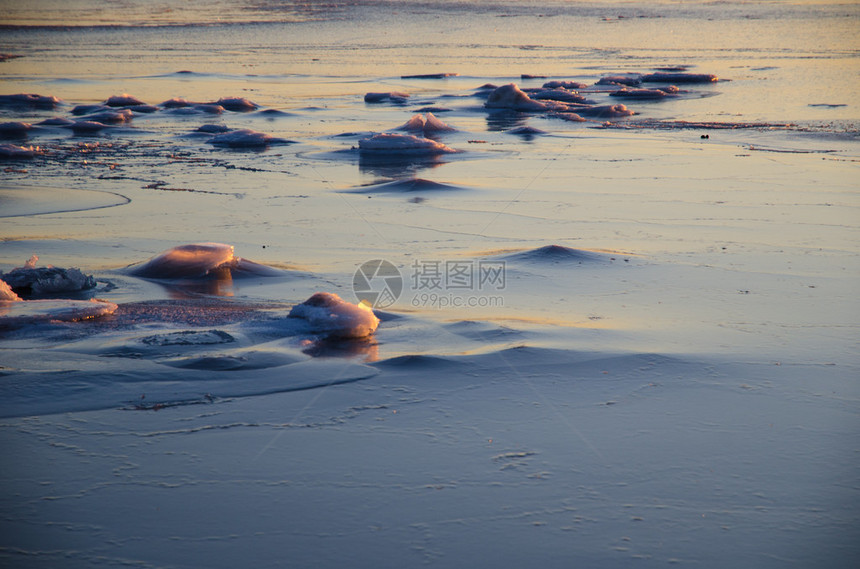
[1,1,858,567]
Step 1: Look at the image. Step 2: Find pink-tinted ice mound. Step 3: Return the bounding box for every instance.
[214,97,258,112]
[0,93,62,109]
[128,243,281,279]
[289,292,380,339]
[105,93,147,107]
[397,113,456,135]
[358,133,456,154]
[0,279,21,301]
[484,84,549,111]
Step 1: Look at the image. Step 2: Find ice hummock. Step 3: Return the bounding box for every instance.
[214,97,258,112]
[105,93,146,107]
[484,84,551,111]
[127,243,282,279]
[0,93,62,110]
[288,292,380,339]
[357,133,456,154]
[1,255,97,296]
[396,113,456,135]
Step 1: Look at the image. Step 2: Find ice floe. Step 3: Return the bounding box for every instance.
[288,292,380,339]
[0,298,118,328]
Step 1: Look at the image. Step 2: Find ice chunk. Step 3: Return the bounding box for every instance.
[128,242,281,279]
[424,112,455,132]
[396,113,455,135]
[528,88,588,104]
[574,104,634,118]
[0,93,61,110]
[364,92,410,104]
[357,133,456,154]
[193,104,224,114]
[196,124,231,134]
[610,88,676,99]
[72,104,109,116]
[128,104,158,113]
[65,120,110,133]
[0,279,21,301]
[214,97,258,111]
[0,122,32,136]
[543,80,588,90]
[0,144,38,158]
[128,243,237,279]
[641,72,718,83]
[1,256,97,296]
[596,75,642,87]
[554,112,586,122]
[38,117,76,126]
[401,73,458,79]
[484,84,549,111]
[206,128,289,147]
[83,109,133,124]
[289,292,380,339]
[398,114,427,131]
[161,97,195,108]
[105,93,146,107]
